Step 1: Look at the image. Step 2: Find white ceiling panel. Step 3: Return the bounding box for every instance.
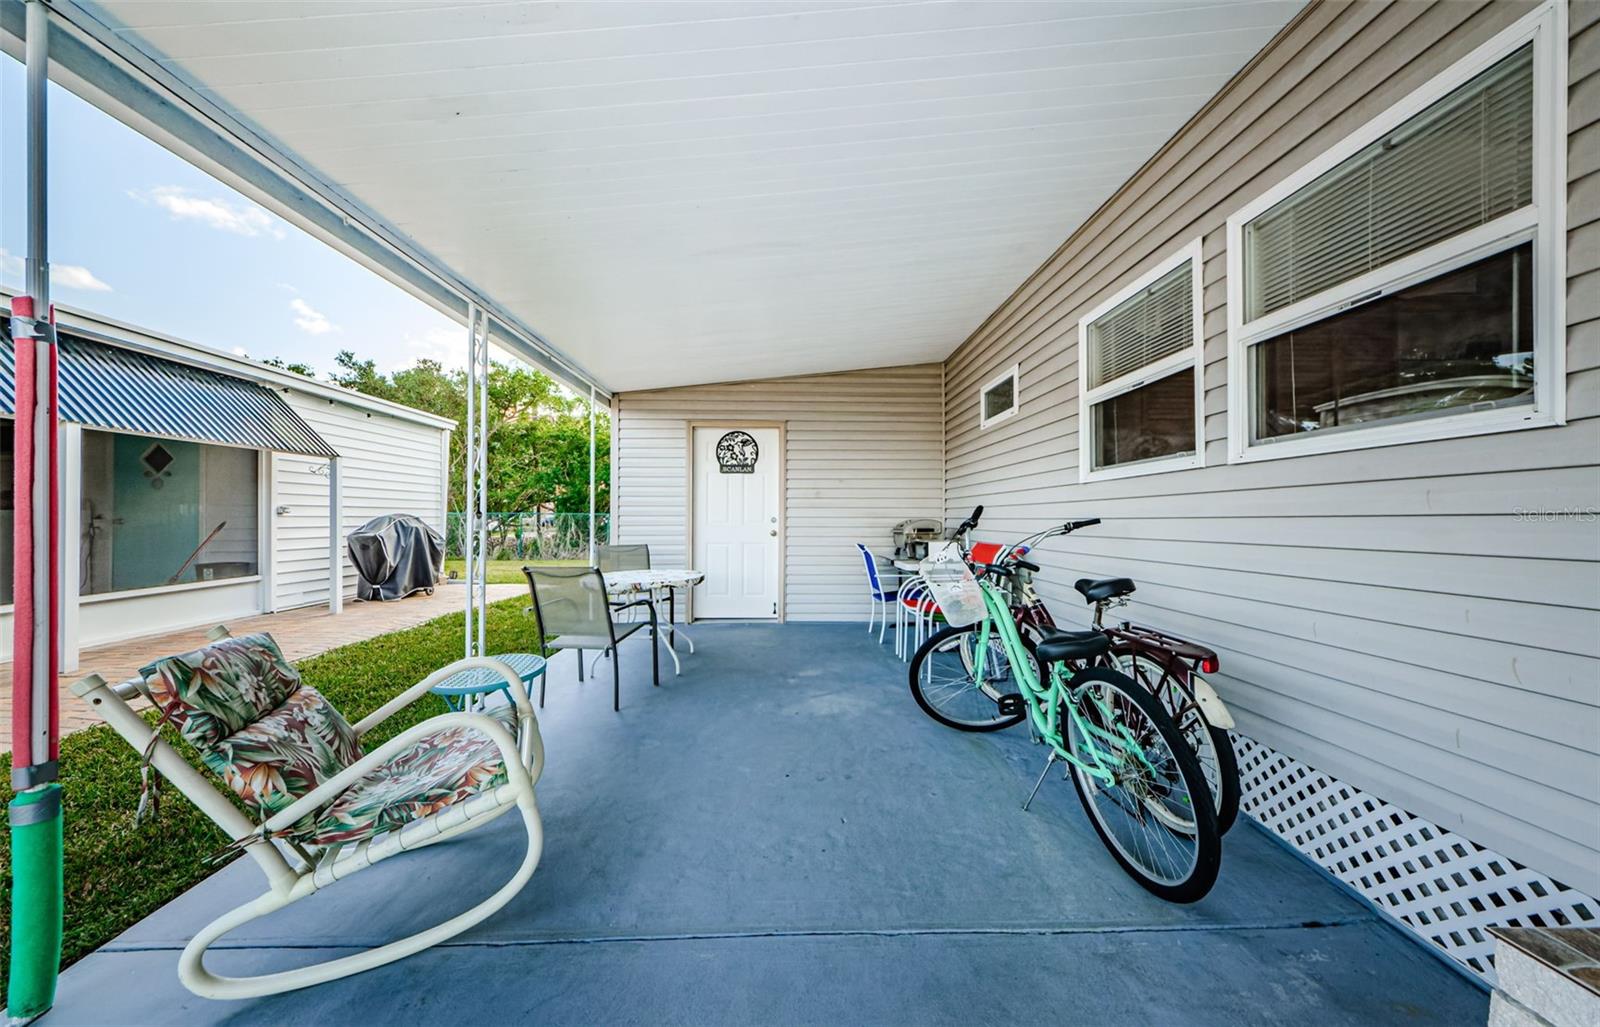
[86,0,1302,391]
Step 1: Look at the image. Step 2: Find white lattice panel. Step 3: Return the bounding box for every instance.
[1234,735,1598,984]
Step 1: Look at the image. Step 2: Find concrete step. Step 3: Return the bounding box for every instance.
[1490,928,1600,1027]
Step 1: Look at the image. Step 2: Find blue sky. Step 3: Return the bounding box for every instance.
[0,53,471,377]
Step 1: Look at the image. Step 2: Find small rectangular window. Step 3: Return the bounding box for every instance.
[979,365,1019,429]
[1078,241,1203,480]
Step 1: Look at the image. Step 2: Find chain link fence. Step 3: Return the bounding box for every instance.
[445,512,610,562]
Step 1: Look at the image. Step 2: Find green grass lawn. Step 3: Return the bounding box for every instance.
[441,557,585,584]
[0,596,544,987]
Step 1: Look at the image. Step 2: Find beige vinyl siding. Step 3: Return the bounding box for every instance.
[614,364,943,620]
[942,0,1600,895]
[274,395,449,610]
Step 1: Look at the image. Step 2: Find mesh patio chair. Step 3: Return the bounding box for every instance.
[523,564,660,711]
[71,627,544,1000]
[596,543,652,623]
[596,543,651,572]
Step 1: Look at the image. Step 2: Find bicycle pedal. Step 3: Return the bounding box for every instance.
[997,693,1025,716]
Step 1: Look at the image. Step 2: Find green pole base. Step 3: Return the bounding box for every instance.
[7,783,63,1024]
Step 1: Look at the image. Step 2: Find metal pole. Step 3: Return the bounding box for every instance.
[476,312,488,657]
[326,456,341,615]
[588,383,597,563]
[462,304,477,658]
[8,2,63,1019]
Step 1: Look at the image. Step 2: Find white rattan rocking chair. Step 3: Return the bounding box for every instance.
[71,625,545,1000]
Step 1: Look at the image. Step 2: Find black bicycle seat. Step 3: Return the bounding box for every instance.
[1074,577,1136,603]
[1035,628,1110,664]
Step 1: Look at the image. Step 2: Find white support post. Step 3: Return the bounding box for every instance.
[463,304,479,658]
[57,424,80,673]
[326,456,342,615]
[475,311,488,657]
[588,383,597,562]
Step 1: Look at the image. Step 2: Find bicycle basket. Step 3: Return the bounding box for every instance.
[918,542,986,627]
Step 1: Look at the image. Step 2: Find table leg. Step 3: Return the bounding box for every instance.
[665,586,696,654]
[651,589,682,675]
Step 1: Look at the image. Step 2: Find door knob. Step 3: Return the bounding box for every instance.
[770,529,778,537]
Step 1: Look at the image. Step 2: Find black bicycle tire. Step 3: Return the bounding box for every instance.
[908,623,1030,732]
[1113,649,1242,836]
[1061,664,1223,903]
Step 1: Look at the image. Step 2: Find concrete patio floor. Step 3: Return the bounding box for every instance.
[48,622,1487,1025]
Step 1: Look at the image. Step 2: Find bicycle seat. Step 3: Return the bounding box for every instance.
[1074,577,1136,603]
[1035,628,1110,664]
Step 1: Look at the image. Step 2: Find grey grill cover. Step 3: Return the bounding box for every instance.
[346,513,444,601]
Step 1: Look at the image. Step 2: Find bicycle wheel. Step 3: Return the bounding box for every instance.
[909,623,1029,732]
[1113,651,1241,835]
[1062,665,1221,903]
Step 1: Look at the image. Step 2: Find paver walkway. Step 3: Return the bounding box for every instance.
[50,622,1488,1025]
[0,583,523,752]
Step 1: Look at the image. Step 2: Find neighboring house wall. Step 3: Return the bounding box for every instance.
[941,0,1600,899]
[273,394,450,610]
[614,364,944,620]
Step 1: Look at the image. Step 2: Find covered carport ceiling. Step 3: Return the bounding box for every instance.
[76,1,1301,391]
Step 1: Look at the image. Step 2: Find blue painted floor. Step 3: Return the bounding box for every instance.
[49,623,1486,1025]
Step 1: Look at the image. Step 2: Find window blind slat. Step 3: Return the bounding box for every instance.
[1086,260,1195,390]
[1243,45,1533,322]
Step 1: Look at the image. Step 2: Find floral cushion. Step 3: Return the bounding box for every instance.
[143,633,304,748]
[302,705,519,847]
[202,686,363,817]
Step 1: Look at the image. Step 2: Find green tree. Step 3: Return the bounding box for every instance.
[261,356,316,377]
[326,349,608,514]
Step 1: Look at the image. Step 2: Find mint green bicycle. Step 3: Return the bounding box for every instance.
[908,514,1221,902]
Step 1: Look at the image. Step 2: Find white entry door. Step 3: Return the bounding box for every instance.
[692,426,780,619]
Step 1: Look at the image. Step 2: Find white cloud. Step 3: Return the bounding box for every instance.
[289,297,336,335]
[51,263,113,292]
[130,185,285,239]
[0,248,113,292]
[389,324,465,370]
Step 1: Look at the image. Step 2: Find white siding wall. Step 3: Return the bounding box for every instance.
[614,364,944,620]
[273,394,449,610]
[941,1,1600,895]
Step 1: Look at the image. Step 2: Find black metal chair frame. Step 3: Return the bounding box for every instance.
[523,565,661,712]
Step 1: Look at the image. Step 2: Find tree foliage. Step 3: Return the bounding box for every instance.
[317,350,608,513]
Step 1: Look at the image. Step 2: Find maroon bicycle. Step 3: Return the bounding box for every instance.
[951,507,1241,833]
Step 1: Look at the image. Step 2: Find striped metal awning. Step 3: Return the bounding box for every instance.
[1,331,338,458]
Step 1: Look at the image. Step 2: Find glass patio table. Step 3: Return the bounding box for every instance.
[429,651,547,711]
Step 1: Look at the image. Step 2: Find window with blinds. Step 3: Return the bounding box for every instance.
[1242,43,1533,323]
[1085,260,1195,390]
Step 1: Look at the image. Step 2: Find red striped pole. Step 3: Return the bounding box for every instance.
[10,294,60,765]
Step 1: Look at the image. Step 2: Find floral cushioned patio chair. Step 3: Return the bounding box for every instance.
[72,627,545,1000]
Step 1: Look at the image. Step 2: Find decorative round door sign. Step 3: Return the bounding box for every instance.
[715,431,759,474]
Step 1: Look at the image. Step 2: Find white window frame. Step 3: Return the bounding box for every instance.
[1077,238,1206,482]
[978,363,1020,430]
[1225,2,1566,464]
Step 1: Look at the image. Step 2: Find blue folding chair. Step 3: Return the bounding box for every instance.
[855,543,901,645]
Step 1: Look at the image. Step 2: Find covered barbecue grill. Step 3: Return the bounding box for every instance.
[346,513,444,601]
